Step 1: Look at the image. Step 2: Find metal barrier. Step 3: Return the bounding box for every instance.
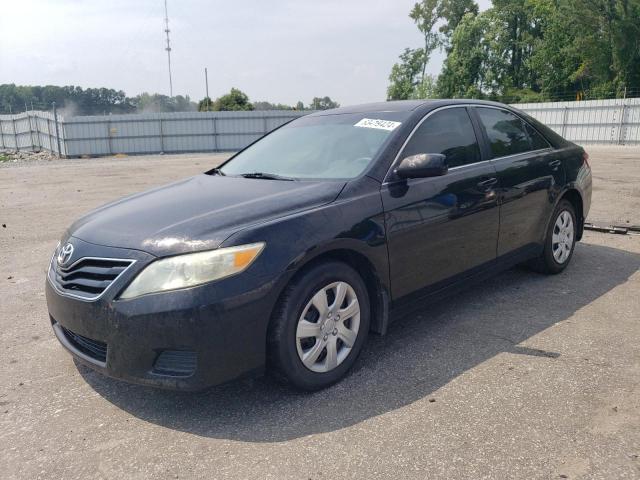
[0,110,308,157]
[1,98,638,158]
[516,98,640,145]
[0,109,65,155]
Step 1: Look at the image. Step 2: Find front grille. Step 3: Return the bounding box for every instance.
[60,325,108,363]
[152,350,197,377]
[50,257,134,300]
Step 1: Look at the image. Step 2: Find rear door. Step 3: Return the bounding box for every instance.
[381,106,500,300]
[471,107,565,256]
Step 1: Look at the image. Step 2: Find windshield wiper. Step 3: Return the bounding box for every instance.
[240,172,295,181]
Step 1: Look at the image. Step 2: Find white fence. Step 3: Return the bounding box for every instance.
[0,111,63,154]
[0,110,309,157]
[1,98,638,157]
[516,98,640,145]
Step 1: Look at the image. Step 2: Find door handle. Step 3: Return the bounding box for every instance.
[477,177,498,190]
[548,159,562,169]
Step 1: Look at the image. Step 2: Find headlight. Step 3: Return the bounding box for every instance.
[119,242,265,299]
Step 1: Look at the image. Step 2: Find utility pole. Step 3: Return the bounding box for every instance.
[164,0,173,97]
[205,67,209,100]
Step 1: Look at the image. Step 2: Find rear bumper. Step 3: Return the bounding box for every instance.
[46,262,280,391]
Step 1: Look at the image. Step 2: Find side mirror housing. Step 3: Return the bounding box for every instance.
[394,153,448,179]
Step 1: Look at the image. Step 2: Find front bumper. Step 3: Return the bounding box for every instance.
[46,237,280,391]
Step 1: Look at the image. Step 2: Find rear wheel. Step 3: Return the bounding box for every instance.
[529,199,577,274]
[267,261,370,390]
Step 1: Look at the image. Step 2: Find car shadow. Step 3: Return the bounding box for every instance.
[78,242,639,442]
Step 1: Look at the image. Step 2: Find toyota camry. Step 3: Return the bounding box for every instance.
[46,100,592,391]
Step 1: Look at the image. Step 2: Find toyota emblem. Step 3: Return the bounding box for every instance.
[57,243,75,267]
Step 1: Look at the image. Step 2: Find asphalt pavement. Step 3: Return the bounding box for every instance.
[0,147,638,479]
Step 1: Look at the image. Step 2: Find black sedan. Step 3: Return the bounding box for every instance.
[46,100,592,391]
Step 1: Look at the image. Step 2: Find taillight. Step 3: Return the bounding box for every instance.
[583,151,590,169]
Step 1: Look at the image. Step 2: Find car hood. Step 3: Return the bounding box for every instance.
[68,174,345,257]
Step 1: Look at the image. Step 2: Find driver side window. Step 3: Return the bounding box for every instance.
[402,108,481,168]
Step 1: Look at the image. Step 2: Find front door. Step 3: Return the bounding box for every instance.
[381,107,500,300]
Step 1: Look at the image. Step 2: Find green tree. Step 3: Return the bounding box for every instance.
[437,0,479,49]
[487,0,544,92]
[389,0,478,100]
[173,95,197,112]
[198,96,215,112]
[197,88,254,112]
[393,0,640,102]
[134,93,196,113]
[436,12,490,98]
[524,0,577,96]
[387,48,426,100]
[414,74,438,99]
[0,84,201,115]
[435,0,550,98]
[410,0,441,83]
[205,88,254,111]
[253,101,294,110]
[529,0,640,97]
[438,0,639,100]
[309,96,340,110]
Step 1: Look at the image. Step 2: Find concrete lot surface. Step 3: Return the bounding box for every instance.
[0,147,639,479]
[584,145,640,226]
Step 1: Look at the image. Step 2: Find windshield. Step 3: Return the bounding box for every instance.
[220,112,410,180]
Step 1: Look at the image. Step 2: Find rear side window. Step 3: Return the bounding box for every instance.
[524,122,550,150]
[476,107,531,158]
[401,108,481,168]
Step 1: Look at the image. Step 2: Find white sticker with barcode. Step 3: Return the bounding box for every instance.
[354,118,402,131]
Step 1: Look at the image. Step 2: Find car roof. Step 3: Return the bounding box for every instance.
[310,100,431,115]
[307,99,514,116]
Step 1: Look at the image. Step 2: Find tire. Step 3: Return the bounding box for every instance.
[267,260,370,391]
[529,199,577,274]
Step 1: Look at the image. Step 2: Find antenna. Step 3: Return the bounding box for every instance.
[164,0,173,97]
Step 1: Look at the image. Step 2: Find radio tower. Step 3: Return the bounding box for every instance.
[163,0,173,97]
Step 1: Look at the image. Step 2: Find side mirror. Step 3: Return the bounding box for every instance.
[394,153,448,179]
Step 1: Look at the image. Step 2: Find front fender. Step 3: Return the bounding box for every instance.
[220,181,390,334]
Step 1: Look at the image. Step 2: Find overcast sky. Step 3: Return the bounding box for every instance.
[0,0,491,106]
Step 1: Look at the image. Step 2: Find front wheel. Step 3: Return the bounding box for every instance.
[267,261,370,391]
[529,199,577,274]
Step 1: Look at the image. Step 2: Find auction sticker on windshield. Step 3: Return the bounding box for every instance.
[354,118,402,131]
